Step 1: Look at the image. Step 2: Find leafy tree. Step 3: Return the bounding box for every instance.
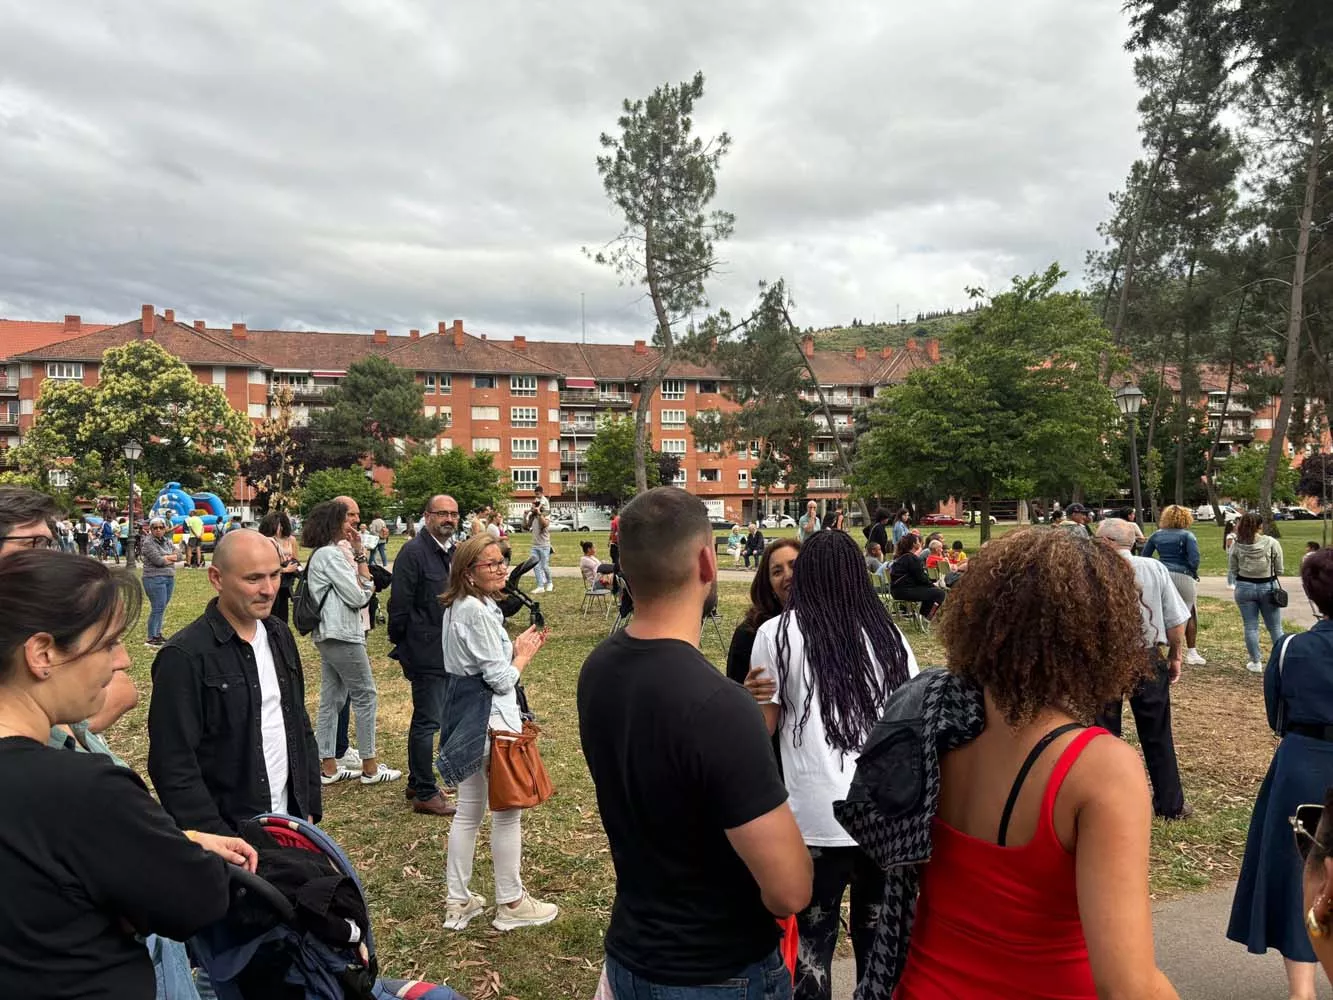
[1297,453,1333,502]
[241,386,307,515]
[308,355,440,469]
[584,416,663,505]
[1217,445,1298,508]
[394,449,511,521]
[19,340,253,489]
[590,71,734,492]
[299,468,386,519]
[853,267,1120,541]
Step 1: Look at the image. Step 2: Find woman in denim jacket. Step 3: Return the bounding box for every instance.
[1142,505,1205,666]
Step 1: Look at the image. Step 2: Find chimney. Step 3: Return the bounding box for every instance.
[480,334,487,341]
[512,335,526,350]
[373,328,388,345]
[194,320,206,332]
[854,346,867,361]
[63,314,81,334]
[451,319,464,349]
[880,346,894,359]
[164,309,175,324]
[633,339,647,354]
[906,337,918,351]
[231,322,247,341]
[141,304,156,338]
[926,339,940,362]
[409,328,420,340]
[801,334,814,358]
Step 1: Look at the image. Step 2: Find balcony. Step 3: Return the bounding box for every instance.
[0,418,19,434]
[812,422,855,438]
[809,476,846,490]
[1211,419,1254,443]
[559,421,599,436]
[560,450,590,465]
[0,375,17,396]
[1207,398,1252,415]
[559,389,632,407]
[268,382,338,402]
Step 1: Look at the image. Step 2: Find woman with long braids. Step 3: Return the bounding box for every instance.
[746,530,917,1000]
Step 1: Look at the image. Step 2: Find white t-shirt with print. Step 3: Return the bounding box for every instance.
[248,624,291,814]
[751,614,919,846]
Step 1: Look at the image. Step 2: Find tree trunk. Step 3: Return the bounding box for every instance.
[1143,349,1170,519]
[1173,260,1199,505]
[1203,290,1247,522]
[979,493,992,544]
[635,217,675,494]
[1261,98,1325,528]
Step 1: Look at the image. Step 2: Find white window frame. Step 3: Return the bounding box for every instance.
[47,469,71,488]
[510,375,537,397]
[471,438,500,453]
[471,405,500,421]
[512,468,539,488]
[45,362,83,380]
[661,409,687,429]
[672,468,688,485]
[738,469,750,488]
[511,437,539,459]
[438,374,452,395]
[424,374,436,392]
[698,468,721,483]
[439,406,453,428]
[511,406,538,428]
[473,374,497,389]
[662,439,687,455]
[662,379,686,400]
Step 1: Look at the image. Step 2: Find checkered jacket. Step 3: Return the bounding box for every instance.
[833,669,986,999]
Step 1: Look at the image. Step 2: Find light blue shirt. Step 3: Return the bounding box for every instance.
[442,595,523,732]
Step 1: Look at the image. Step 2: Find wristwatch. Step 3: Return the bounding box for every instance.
[354,554,368,564]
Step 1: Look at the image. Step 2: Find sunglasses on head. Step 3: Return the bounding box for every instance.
[1291,804,1328,863]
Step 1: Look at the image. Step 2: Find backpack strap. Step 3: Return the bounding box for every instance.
[998,722,1086,847]
[1274,632,1295,734]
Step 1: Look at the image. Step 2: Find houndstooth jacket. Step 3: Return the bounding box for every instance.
[833,669,986,999]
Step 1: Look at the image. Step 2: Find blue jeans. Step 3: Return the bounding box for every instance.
[605,949,791,999]
[142,574,175,641]
[373,541,388,566]
[531,545,552,588]
[408,673,453,800]
[1234,579,1283,663]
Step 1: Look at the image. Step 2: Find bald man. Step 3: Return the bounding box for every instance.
[147,530,321,834]
[389,494,460,815]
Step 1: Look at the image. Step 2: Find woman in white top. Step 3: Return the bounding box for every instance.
[440,534,558,933]
[749,529,918,1000]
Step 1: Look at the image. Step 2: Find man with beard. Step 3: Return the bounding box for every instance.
[578,487,811,994]
[147,530,321,834]
[389,494,460,815]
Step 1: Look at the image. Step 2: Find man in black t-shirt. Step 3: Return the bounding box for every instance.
[578,487,811,995]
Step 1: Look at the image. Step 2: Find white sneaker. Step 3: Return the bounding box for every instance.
[442,892,487,931]
[545,584,555,593]
[492,893,558,931]
[360,763,402,784]
[337,748,362,770]
[1184,649,1207,666]
[1246,661,1264,674]
[320,767,356,786]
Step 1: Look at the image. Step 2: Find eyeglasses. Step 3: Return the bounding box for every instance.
[427,510,459,518]
[2,535,55,549]
[1292,804,1328,863]
[472,559,508,572]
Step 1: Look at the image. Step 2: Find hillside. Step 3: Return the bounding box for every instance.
[810,311,972,351]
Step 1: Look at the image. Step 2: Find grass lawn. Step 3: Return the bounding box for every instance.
[104,564,1285,997]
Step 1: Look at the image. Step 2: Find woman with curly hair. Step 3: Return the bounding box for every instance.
[747,530,917,999]
[894,529,1179,999]
[1143,504,1206,665]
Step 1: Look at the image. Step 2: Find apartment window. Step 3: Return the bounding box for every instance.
[439,406,453,428]
[474,374,497,389]
[48,469,71,488]
[662,379,686,400]
[471,406,500,421]
[471,438,500,452]
[438,374,452,395]
[698,380,719,394]
[598,381,626,397]
[662,439,687,455]
[698,468,721,483]
[748,441,761,459]
[738,469,749,488]
[672,469,688,485]
[45,363,83,380]
[512,468,539,488]
[424,374,436,392]
[661,409,687,429]
[510,375,537,397]
[511,406,538,428]
[511,438,539,459]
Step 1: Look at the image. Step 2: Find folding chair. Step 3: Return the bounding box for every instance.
[581,586,613,617]
[701,607,726,649]
[891,597,929,634]
[609,575,633,635]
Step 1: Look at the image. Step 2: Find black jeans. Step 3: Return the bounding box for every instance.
[335,698,351,759]
[1096,653,1185,818]
[794,846,884,1000]
[407,673,453,801]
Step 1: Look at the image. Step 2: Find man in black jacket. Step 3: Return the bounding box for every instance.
[389,493,459,816]
[743,522,766,569]
[147,530,321,835]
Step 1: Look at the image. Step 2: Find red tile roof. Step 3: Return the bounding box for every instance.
[13,316,267,366]
[0,319,109,362]
[204,328,403,372]
[384,330,563,376]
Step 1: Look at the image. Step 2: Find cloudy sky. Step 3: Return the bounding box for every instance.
[0,1,1143,342]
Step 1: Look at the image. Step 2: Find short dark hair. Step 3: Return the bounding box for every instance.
[258,511,292,538]
[1303,548,1333,618]
[1308,541,1321,552]
[951,540,964,551]
[580,540,594,554]
[874,508,890,523]
[0,486,59,540]
[301,500,349,550]
[618,487,711,601]
[534,485,544,494]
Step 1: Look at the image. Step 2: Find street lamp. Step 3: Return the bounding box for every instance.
[1115,384,1145,526]
[122,439,143,568]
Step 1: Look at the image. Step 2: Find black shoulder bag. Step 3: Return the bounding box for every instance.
[1271,548,1289,608]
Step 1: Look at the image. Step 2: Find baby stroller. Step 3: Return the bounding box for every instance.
[496,554,545,629]
[191,814,466,1000]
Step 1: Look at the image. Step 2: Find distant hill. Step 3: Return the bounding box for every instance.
[809,311,973,351]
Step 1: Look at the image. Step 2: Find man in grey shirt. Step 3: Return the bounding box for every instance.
[1097,517,1192,820]
[525,499,553,593]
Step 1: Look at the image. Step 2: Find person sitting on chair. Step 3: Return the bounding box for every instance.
[889,533,946,619]
[865,541,889,585]
[743,522,766,570]
[580,541,610,592]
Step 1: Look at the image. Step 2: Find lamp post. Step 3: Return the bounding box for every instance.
[1115,384,1145,526]
[122,439,143,569]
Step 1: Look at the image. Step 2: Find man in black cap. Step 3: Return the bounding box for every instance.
[1061,503,1093,540]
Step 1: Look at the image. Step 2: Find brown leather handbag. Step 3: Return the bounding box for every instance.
[488,721,554,810]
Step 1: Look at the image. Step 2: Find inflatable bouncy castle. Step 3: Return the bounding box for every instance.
[150,482,229,549]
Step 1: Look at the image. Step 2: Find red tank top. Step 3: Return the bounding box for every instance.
[894,727,1107,999]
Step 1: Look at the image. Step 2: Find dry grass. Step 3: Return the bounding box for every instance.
[104,572,1283,996]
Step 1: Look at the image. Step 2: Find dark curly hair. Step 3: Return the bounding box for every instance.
[937,528,1150,727]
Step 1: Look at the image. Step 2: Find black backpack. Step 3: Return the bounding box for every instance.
[290,564,331,636]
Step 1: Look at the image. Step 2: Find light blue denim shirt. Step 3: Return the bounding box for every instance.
[1142,528,1200,578]
[307,544,374,644]
[442,595,523,732]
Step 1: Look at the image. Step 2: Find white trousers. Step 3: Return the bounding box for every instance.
[445,756,524,906]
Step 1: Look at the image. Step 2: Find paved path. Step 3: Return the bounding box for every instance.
[1196,575,1317,629]
[831,880,1331,998]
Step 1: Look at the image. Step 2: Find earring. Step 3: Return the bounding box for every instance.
[1308,906,1327,939]
[40,670,50,678]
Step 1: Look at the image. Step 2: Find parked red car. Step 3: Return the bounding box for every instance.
[921,514,964,526]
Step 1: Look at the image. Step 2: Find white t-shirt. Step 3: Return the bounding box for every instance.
[752,614,919,846]
[248,624,291,814]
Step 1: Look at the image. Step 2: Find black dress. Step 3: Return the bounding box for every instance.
[727,617,783,772]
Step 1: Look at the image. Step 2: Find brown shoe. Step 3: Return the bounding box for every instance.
[412,793,457,816]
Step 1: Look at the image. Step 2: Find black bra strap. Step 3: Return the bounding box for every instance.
[997,722,1086,846]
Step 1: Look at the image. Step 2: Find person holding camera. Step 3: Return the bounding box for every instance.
[524,494,553,593]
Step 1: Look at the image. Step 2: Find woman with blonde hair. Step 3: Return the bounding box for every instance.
[1143,504,1206,665]
[437,533,557,933]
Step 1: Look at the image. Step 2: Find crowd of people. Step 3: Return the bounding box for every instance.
[5,479,1333,1000]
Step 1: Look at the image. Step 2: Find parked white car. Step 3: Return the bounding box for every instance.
[554,508,614,532]
[761,515,797,529]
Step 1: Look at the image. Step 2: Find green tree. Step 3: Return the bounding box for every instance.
[584,416,662,505]
[853,267,1120,541]
[308,355,440,469]
[394,449,511,521]
[1217,445,1298,508]
[590,71,734,492]
[241,386,307,515]
[299,468,387,518]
